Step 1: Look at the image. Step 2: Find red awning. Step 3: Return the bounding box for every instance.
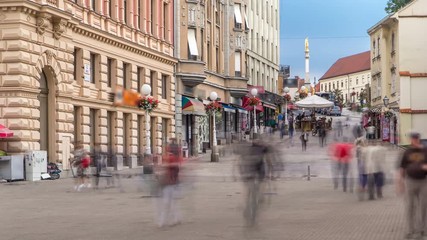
[0,124,13,138]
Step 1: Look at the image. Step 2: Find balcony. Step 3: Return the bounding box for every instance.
[176,60,206,87]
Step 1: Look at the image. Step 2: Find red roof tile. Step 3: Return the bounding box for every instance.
[320,51,371,80]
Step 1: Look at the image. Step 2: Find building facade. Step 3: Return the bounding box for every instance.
[319,51,371,105]
[247,0,279,94]
[174,0,250,156]
[368,0,427,145]
[0,0,176,170]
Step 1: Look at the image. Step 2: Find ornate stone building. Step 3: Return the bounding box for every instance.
[0,0,176,170]
[174,0,250,156]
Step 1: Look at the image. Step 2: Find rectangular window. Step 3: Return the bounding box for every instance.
[137,67,144,93]
[73,48,82,82]
[89,108,98,153]
[123,113,130,166]
[216,47,219,72]
[187,28,198,60]
[73,106,82,144]
[163,3,168,40]
[124,0,128,24]
[151,0,156,35]
[207,0,212,20]
[107,111,115,166]
[201,29,204,61]
[90,53,96,84]
[161,74,168,99]
[235,51,241,77]
[150,70,156,96]
[123,62,130,89]
[215,0,220,25]
[109,0,113,17]
[107,58,113,87]
[91,0,96,11]
[234,4,242,29]
[162,118,168,145]
[207,41,211,69]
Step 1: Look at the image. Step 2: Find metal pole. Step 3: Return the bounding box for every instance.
[145,111,151,155]
[253,106,257,134]
[307,164,311,181]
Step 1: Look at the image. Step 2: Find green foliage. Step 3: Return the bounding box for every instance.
[332,88,343,104]
[385,0,413,14]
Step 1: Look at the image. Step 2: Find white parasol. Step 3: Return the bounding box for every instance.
[295,95,334,108]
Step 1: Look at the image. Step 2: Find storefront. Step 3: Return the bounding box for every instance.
[182,96,206,156]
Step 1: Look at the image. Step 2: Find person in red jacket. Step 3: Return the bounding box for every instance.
[330,138,354,192]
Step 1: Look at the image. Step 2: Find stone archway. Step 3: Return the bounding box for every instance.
[34,50,62,163]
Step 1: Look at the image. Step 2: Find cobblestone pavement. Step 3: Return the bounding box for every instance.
[0,116,407,240]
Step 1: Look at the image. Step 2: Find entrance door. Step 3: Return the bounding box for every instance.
[38,71,49,158]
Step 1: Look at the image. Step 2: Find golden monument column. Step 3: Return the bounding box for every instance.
[304,38,311,93]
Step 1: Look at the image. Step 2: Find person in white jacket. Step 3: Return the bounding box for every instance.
[364,143,386,200]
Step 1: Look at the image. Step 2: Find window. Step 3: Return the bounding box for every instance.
[163,3,168,40]
[137,67,144,93]
[150,70,156,96]
[235,51,241,77]
[109,0,113,18]
[162,118,169,145]
[201,29,204,61]
[89,53,97,84]
[372,40,376,57]
[73,106,82,144]
[187,28,198,60]
[107,58,114,87]
[341,81,343,88]
[207,41,211,69]
[207,0,212,21]
[107,111,115,166]
[215,0,220,25]
[234,4,242,29]
[124,0,127,23]
[89,108,99,153]
[216,47,219,72]
[161,74,168,99]
[73,47,82,82]
[151,0,156,35]
[244,6,249,30]
[123,62,130,89]
[377,37,380,56]
[356,78,359,85]
[137,0,141,29]
[91,0,96,11]
[123,113,130,165]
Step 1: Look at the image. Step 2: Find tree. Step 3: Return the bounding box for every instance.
[385,0,413,14]
[332,88,343,105]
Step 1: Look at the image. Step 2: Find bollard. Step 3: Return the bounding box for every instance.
[307,165,311,181]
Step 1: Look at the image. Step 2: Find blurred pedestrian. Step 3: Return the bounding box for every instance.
[396,132,427,239]
[288,117,295,146]
[330,139,353,192]
[300,131,309,151]
[156,138,183,227]
[72,143,91,192]
[353,122,364,140]
[336,120,343,138]
[366,123,375,140]
[319,126,327,148]
[365,143,386,200]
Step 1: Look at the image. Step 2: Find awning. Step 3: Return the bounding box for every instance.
[182,96,206,116]
[187,29,199,56]
[263,102,277,110]
[234,5,243,24]
[0,124,13,138]
[370,107,382,114]
[221,103,236,113]
[244,14,249,29]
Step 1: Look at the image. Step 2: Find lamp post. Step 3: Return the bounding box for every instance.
[209,91,219,162]
[250,88,258,135]
[141,84,152,155]
[383,96,389,108]
[283,87,290,126]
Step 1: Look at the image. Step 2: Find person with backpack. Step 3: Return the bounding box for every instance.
[72,143,91,191]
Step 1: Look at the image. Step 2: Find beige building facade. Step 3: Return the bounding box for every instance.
[247,0,279,94]
[0,0,177,169]
[368,0,427,145]
[174,0,250,156]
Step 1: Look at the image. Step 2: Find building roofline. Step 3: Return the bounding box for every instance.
[319,69,371,82]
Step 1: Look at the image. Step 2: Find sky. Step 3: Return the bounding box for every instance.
[279,0,389,83]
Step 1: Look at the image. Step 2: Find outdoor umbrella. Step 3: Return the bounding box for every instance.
[295,95,334,109]
[0,124,13,138]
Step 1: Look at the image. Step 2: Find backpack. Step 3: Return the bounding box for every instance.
[81,156,91,168]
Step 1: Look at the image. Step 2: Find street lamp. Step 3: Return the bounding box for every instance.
[283,87,290,126]
[250,88,258,135]
[209,92,219,162]
[383,96,389,108]
[141,84,152,155]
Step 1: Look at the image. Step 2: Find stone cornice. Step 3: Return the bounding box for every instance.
[71,24,177,66]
